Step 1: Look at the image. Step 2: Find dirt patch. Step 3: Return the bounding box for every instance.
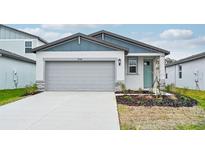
[118,104,205,130]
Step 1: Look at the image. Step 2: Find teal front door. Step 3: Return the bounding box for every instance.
[144,59,153,88]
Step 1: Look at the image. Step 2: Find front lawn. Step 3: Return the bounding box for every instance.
[118,104,205,130]
[167,87,205,109]
[0,85,37,106]
[0,88,27,106]
[117,87,205,130]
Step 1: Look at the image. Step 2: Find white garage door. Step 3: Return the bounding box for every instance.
[45,61,115,91]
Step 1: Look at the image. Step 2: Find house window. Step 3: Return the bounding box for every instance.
[166,73,168,79]
[128,58,138,74]
[25,41,32,52]
[178,65,182,79]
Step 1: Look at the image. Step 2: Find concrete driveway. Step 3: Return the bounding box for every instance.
[0,92,120,130]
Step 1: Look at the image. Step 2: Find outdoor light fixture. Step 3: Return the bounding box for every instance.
[118,58,121,66]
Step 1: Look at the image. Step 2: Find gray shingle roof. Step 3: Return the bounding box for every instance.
[0,49,36,64]
[89,30,170,55]
[166,52,205,67]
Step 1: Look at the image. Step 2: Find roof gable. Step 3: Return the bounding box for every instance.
[0,25,47,44]
[32,33,128,53]
[90,30,170,55]
[166,52,205,67]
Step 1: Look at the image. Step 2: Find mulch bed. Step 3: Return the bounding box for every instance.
[115,90,153,94]
[116,94,197,107]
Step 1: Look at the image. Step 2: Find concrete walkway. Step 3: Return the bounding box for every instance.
[0,92,120,130]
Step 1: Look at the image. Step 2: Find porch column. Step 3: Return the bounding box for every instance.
[159,55,165,89]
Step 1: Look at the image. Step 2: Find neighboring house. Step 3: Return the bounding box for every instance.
[0,49,36,89]
[32,30,170,91]
[165,52,205,90]
[0,24,47,60]
[0,25,47,89]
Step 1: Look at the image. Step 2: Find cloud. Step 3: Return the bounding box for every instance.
[41,24,98,30]
[160,29,193,40]
[138,31,205,60]
[20,28,72,42]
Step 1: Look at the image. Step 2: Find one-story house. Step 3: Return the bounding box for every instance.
[32,30,170,91]
[165,52,205,90]
[0,24,47,89]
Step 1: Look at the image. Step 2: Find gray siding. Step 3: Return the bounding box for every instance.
[0,25,34,39]
[43,38,120,51]
[45,61,115,91]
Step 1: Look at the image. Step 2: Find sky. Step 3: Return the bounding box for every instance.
[9,24,205,60]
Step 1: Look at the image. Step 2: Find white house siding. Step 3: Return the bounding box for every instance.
[165,57,205,90]
[36,51,125,91]
[0,25,46,60]
[125,56,144,90]
[165,66,176,85]
[0,39,43,60]
[125,55,163,90]
[0,56,36,89]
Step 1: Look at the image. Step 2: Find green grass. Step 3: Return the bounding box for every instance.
[177,123,205,130]
[167,87,205,109]
[0,88,27,106]
[166,86,205,130]
[0,85,37,106]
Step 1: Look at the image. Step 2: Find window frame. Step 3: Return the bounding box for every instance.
[178,65,182,79]
[165,73,168,79]
[25,41,33,52]
[127,57,138,74]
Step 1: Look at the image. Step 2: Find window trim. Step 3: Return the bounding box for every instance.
[127,57,138,75]
[25,41,33,52]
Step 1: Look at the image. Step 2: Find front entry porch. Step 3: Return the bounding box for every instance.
[125,54,165,90]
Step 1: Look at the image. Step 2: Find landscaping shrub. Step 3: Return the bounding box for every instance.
[24,84,37,95]
[165,84,175,92]
[118,82,127,94]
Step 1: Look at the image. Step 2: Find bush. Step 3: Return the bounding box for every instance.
[165,84,175,92]
[25,84,37,95]
[123,95,134,102]
[119,82,127,94]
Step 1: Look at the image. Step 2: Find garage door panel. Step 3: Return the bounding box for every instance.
[45,61,115,91]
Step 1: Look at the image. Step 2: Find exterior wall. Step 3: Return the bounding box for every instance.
[0,26,34,39]
[0,56,36,89]
[0,25,46,60]
[165,66,176,85]
[36,51,125,91]
[165,58,205,90]
[0,39,42,60]
[125,56,144,90]
[125,55,162,90]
